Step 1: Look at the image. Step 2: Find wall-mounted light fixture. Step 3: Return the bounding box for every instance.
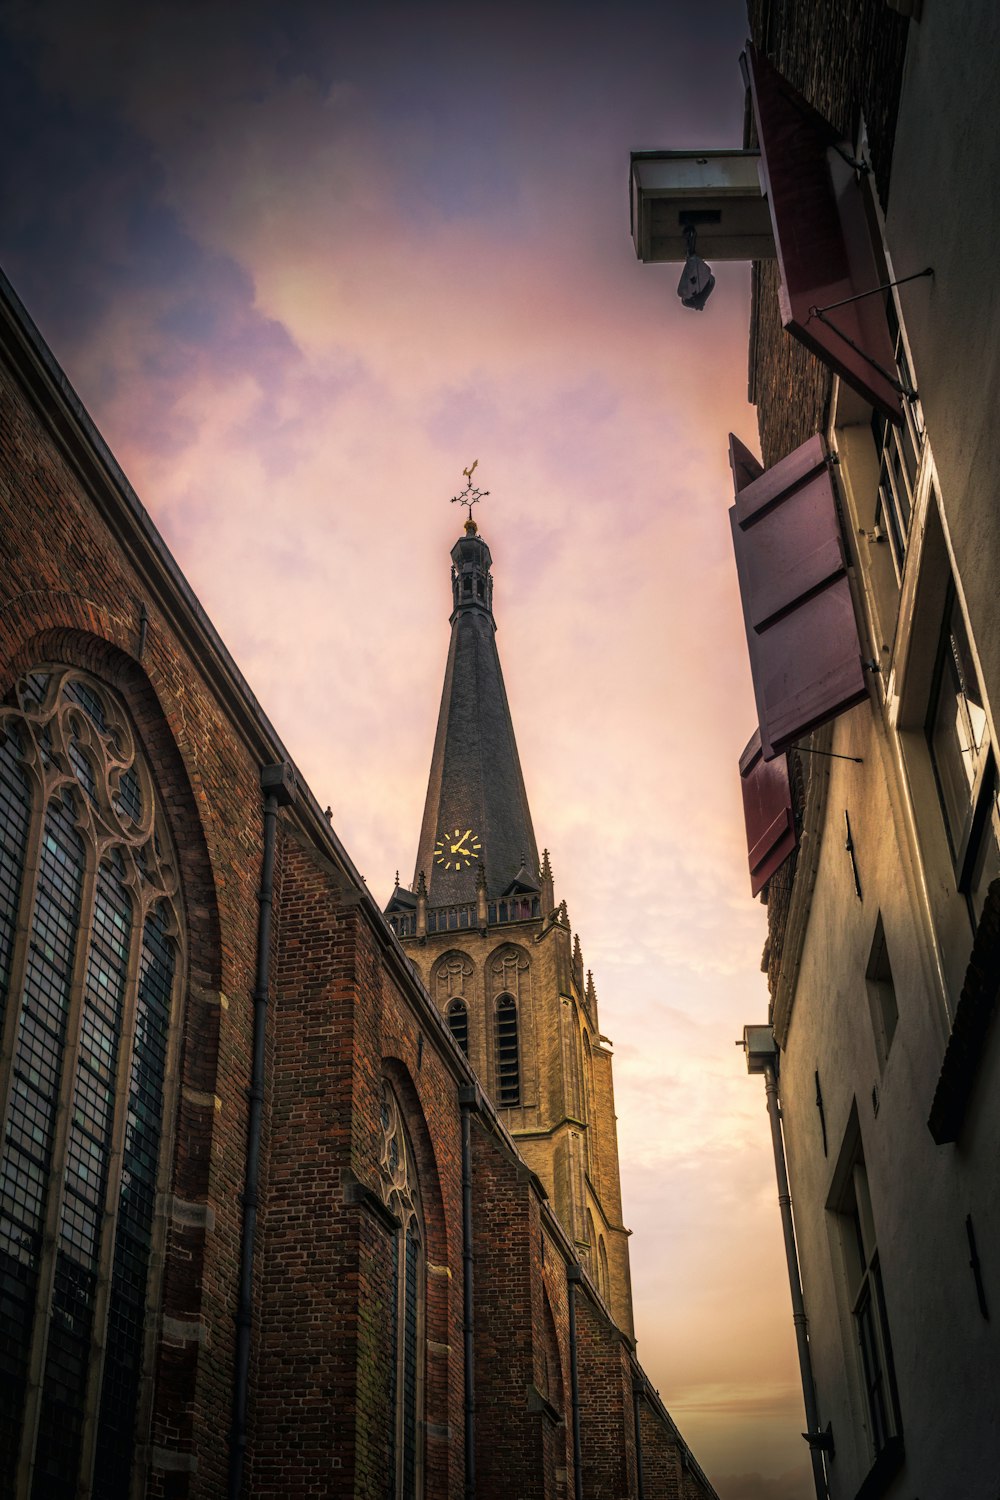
[677,223,716,310]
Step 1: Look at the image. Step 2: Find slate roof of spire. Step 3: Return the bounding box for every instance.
[413,522,539,906]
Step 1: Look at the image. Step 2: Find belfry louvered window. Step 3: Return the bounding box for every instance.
[495,994,520,1106]
[446,998,469,1056]
[378,1081,424,1500]
[0,667,183,1499]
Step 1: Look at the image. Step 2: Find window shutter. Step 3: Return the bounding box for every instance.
[730,431,868,760]
[746,44,903,424]
[740,729,796,897]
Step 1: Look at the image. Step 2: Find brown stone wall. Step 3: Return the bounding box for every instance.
[404,910,633,1330]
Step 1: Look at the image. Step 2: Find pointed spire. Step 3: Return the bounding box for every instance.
[540,848,554,913]
[573,933,584,993]
[586,969,598,1015]
[413,520,539,906]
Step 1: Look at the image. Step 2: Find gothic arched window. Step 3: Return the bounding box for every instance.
[0,666,183,1499]
[378,1081,424,1500]
[446,998,469,1056]
[495,994,520,1105]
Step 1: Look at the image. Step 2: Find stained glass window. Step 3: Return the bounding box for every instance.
[0,666,183,1498]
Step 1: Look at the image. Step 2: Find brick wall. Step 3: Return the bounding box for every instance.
[574,1292,636,1499]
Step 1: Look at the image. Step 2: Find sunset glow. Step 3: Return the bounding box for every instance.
[1,4,809,1493]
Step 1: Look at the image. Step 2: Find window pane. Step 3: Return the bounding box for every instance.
[93,903,175,1499]
[0,725,31,1032]
[930,646,977,851]
[0,671,183,1495]
[928,596,993,875]
[0,791,84,1490]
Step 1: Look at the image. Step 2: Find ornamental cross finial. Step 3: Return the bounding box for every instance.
[451,459,490,523]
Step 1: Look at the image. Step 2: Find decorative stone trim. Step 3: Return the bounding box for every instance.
[169,1196,217,1231]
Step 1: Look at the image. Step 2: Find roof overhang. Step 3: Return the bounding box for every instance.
[629,149,775,263]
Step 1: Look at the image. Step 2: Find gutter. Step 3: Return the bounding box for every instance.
[762,1057,830,1500]
[632,1375,646,1500]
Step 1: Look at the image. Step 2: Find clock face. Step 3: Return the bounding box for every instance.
[434,826,482,870]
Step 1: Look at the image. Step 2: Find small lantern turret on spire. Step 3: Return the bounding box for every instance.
[449,463,494,618]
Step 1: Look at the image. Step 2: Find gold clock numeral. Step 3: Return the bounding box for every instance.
[435,825,482,867]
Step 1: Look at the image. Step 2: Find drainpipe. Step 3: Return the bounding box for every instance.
[742,1026,830,1500]
[228,762,294,1499]
[632,1374,646,1500]
[459,1084,478,1500]
[566,1264,584,1500]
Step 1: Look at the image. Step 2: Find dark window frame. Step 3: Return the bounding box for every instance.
[925,584,1000,927]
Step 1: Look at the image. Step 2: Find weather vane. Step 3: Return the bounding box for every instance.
[451,459,489,523]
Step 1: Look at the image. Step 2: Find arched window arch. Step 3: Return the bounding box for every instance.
[540,1287,564,1416]
[0,666,184,1499]
[446,998,469,1056]
[495,994,520,1105]
[378,1080,424,1499]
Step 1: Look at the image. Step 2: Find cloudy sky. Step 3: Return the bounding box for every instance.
[1,2,811,1494]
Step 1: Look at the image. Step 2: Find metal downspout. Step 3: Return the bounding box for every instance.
[632,1376,645,1500]
[459,1084,478,1499]
[763,1060,828,1500]
[228,762,293,1499]
[567,1264,584,1500]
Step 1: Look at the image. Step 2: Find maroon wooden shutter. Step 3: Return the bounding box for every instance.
[740,729,796,897]
[746,44,903,424]
[730,432,868,760]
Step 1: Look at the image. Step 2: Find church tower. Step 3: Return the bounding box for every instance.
[386,505,633,1335]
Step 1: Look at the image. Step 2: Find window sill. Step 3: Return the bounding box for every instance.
[928,878,1000,1144]
[854,1434,904,1500]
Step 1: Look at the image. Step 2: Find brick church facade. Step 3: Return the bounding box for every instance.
[0,268,717,1499]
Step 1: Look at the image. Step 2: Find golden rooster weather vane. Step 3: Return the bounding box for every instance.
[451,460,489,523]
